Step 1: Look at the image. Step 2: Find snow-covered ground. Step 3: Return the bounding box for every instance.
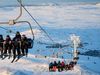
[0,2,100,75]
[0,54,100,75]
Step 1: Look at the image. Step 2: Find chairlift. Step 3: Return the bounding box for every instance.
[0,25,34,49]
[0,0,34,49]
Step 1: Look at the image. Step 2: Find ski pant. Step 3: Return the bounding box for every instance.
[12,46,21,59]
[3,43,12,55]
[0,46,3,58]
[21,44,28,56]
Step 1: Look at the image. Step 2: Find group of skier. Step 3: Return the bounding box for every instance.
[0,31,29,63]
[49,60,76,72]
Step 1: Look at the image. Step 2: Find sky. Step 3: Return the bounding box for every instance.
[0,0,100,7]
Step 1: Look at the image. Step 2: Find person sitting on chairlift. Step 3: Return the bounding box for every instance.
[12,31,21,60]
[21,35,28,57]
[3,35,12,59]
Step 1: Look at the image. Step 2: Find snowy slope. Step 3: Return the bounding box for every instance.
[0,3,100,75]
[0,53,100,75]
[0,54,100,75]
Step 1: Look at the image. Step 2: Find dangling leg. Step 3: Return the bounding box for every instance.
[25,46,28,57]
[8,45,12,59]
[17,47,21,59]
[3,44,8,59]
[11,47,16,63]
[21,47,25,56]
[0,47,2,58]
[1,44,4,59]
[15,47,21,62]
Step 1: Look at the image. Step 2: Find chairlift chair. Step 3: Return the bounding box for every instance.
[27,38,33,49]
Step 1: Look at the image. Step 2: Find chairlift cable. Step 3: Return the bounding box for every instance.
[0,26,9,31]
[0,26,15,34]
[17,0,55,44]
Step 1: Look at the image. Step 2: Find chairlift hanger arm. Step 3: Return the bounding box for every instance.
[0,0,23,34]
[14,0,22,21]
[17,0,55,44]
[0,0,22,25]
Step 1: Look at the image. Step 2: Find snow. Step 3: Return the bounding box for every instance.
[0,54,70,75]
[96,3,100,6]
[0,54,100,75]
[0,2,100,75]
[0,54,99,75]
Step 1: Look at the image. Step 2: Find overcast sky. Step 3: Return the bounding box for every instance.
[0,0,100,7]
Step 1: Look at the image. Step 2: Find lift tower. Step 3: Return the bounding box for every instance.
[70,34,80,61]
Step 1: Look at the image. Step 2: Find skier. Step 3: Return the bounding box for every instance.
[52,61,58,71]
[61,61,65,71]
[0,35,4,58]
[3,35,12,59]
[49,62,54,71]
[21,35,28,57]
[57,61,61,72]
[65,64,69,70]
[11,31,21,63]
[53,61,58,67]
